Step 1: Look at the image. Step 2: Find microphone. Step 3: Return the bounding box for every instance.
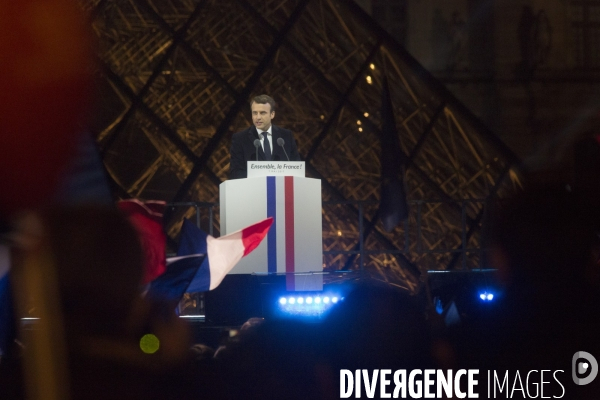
[277,138,290,161]
[254,139,260,161]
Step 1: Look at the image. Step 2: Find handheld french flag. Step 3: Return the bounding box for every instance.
[148,217,272,303]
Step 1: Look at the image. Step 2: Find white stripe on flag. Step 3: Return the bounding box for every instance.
[206,232,245,290]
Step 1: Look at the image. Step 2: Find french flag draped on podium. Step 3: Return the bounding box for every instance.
[221,175,323,291]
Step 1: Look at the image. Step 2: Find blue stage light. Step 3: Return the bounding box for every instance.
[279,297,287,305]
[479,292,495,301]
[306,297,313,304]
[297,297,304,304]
[332,297,338,303]
[315,297,321,304]
[323,296,330,304]
[435,298,444,314]
[289,297,296,304]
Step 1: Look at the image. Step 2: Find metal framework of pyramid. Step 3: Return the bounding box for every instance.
[79,0,521,293]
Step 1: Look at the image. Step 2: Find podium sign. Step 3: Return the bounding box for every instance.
[220,176,322,291]
[247,161,305,178]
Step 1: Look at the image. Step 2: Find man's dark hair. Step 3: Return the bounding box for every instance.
[251,94,276,112]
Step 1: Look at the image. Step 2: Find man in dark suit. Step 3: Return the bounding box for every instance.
[229,95,300,179]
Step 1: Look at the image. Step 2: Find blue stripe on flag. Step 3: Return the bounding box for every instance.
[186,257,211,293]
[148,255,206,302]
[267,176,277,273]
[177,219,208,257]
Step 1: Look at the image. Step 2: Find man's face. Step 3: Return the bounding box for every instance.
[251,102,274,131]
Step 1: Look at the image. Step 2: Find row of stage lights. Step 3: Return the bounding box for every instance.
[277,293,344,317]
[279,295,340,305]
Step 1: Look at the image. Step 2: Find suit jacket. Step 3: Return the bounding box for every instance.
[229,124,300,179]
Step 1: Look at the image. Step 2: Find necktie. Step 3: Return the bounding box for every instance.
[263,132,272,161]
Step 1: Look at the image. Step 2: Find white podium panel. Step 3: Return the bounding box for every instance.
[220,176,322,291]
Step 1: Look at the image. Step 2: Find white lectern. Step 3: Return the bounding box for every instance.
[220,162,322,290]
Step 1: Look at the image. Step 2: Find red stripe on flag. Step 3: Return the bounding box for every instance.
[241,217,273,257]
[285,177,295,289]
[118,199,167,284]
